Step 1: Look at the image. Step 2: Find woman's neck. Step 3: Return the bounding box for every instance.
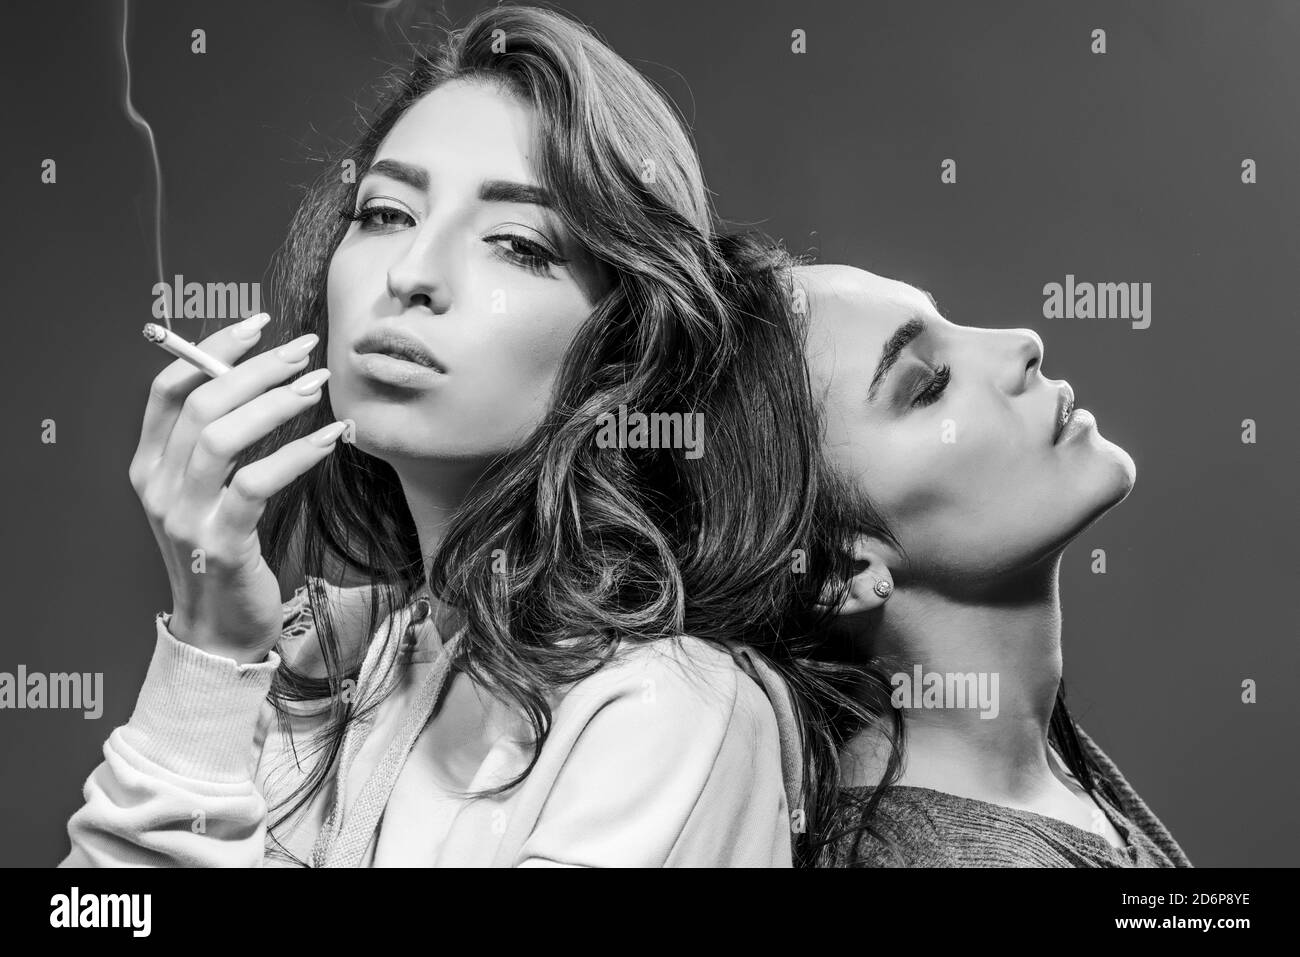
[843,559,1069,805]
[392,459,488,590]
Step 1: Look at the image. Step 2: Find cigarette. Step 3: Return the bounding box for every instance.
[141,323,233,378]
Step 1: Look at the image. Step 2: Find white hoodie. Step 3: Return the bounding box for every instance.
[60,577,803,867]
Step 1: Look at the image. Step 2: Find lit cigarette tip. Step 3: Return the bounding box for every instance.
[142,322,167,343]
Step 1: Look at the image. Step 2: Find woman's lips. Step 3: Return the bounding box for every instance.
[1052,383,1075,444]
[352,351,442,389]
[1053,382,1098,444]
[350,326,446,389]
[1057,407,1096,444]
[352,328,444,372]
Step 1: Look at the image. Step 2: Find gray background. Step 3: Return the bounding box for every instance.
[1,0,1295,866]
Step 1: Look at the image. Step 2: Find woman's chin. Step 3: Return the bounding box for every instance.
[1068,441,1137,532]
[1103,439,1137,500]
[334,419,415,462]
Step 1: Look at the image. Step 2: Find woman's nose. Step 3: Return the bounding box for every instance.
[385,236,454,314]
[1000,327,1044,393]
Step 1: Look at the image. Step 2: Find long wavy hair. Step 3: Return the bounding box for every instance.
[233,4,848,866]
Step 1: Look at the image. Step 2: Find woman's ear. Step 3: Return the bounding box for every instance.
[816,534,896,618]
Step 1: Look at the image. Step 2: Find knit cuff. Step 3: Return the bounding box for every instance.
[120,613,281,783]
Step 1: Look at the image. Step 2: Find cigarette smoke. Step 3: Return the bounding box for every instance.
[118,0,169,328]
[114,0,435,334]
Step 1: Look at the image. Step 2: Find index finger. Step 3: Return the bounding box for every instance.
[134,313,274,469]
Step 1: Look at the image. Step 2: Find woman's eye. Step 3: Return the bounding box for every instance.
[486,233,564,278]
[913,364,951,407]
[338,203,413,231]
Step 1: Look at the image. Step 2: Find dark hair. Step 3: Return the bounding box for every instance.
[234,4,847,866]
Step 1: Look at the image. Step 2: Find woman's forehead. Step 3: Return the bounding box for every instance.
[796,265,932,337]
[380,80,537,174]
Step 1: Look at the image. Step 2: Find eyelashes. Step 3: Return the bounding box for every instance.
[336,203,566,278]
[484,233,565,277]
[338,203,410,230]
[913,364,951,407]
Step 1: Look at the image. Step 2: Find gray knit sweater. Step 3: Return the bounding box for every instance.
[820,726,1192,868]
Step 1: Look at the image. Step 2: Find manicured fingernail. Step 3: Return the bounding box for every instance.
[309,421,349,446]
[276,333,320,362]
[232,312,271,341]
[290,368,332,395]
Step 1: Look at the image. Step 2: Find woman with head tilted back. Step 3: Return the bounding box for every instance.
[60,6,832,867]
[788,263,1191,867]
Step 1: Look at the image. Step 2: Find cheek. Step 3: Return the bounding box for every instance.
[481,298,582,379]
[853,414,998,509]
[323,250,371,387]
[853,412,1032,551]
[453,282,593,425]
[325,246,369,340]
[852,429,950,540]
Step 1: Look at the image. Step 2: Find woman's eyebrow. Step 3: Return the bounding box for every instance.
[479,179,554,209]
[362,158,428,192]
[359,159,554,210]
[868,316,926,401]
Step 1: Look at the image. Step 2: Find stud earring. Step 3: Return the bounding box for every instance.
[873,579,893,599]
[401,596,432,654]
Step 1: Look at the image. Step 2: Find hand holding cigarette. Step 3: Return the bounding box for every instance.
[131,313,351,664]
